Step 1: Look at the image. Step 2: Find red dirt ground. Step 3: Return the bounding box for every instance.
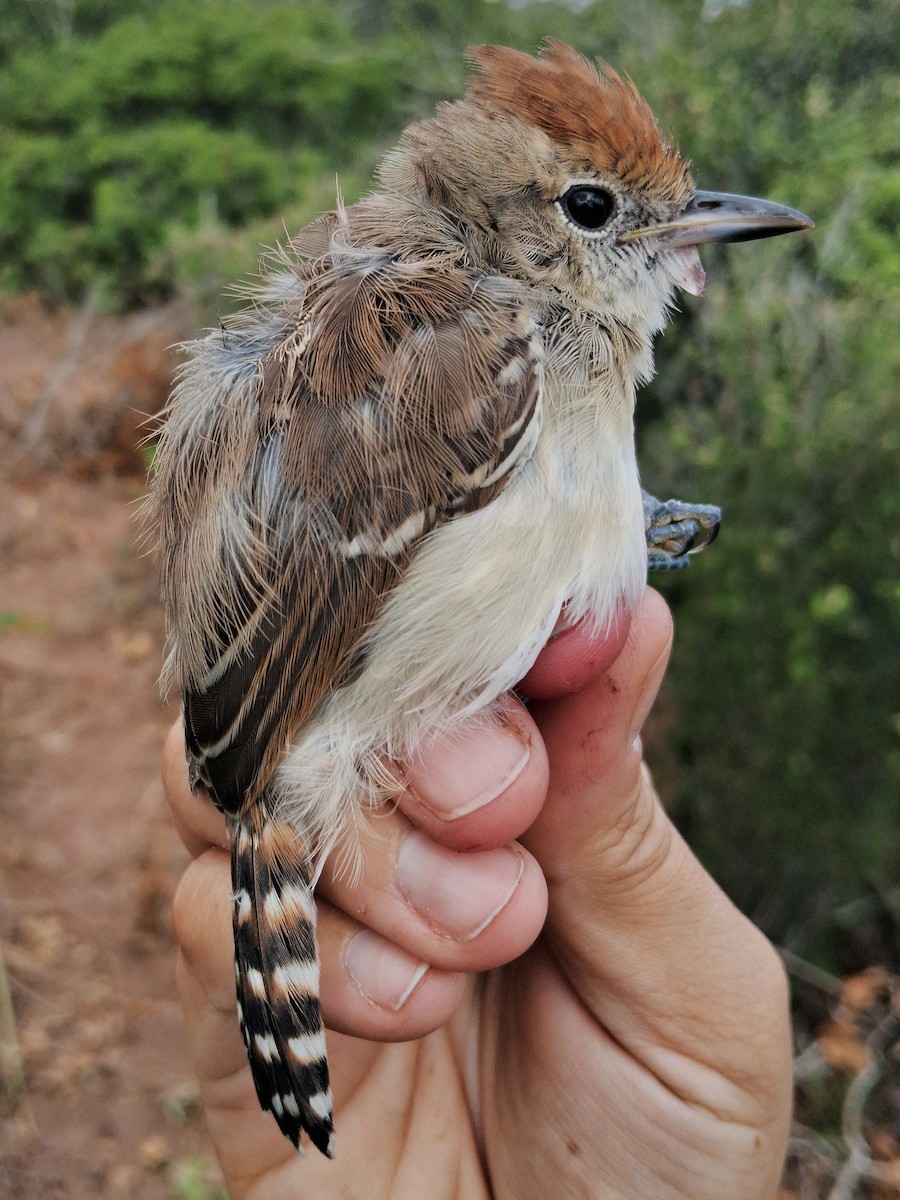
[0,300,225,1199]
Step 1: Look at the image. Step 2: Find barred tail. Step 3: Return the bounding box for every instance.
[230,805,335,1158]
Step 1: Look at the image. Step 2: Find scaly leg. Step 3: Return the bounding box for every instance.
[642,490,722,572]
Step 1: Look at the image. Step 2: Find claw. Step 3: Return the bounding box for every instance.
[642,491,722,572]
[646,517,700,553]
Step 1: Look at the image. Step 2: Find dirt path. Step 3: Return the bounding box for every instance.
[1,471,223,1198]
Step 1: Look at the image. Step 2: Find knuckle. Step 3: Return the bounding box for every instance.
[171,850,229,959]
[161,720,188,803]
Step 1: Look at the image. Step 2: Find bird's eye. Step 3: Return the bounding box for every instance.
[558,186,615,231]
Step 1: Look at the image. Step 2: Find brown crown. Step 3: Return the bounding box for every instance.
[466,40,693,207]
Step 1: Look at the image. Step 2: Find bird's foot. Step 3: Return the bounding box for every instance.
[642,491,722,571]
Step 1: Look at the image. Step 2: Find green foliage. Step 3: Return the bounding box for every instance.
[168,1156,228,1200]
[0,0,896,959]
[0,1,410,304]
[629,0,900,955]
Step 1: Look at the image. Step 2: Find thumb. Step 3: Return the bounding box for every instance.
[524,589,791,1126]
[523,586,673,890]
[523,588,684,1018]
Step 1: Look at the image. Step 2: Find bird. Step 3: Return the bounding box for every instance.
[149,39,813,1159]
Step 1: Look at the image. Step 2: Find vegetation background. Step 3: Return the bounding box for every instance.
[0,0,897,1195]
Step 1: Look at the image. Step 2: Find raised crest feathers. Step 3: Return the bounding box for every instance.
[466,39,693,207]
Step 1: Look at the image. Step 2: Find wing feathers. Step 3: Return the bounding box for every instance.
[157,235,543,812]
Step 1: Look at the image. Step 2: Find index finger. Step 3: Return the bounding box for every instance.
[162,720,228,856]
[525,588,792,1123]
[162,602,632,859]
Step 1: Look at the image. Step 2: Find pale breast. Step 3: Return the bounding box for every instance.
[274,374,646,856]
[322,374,645,752]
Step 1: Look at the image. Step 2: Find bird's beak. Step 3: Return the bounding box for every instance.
[621,190,815,247]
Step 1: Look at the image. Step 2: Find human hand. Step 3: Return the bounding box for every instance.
[162,589,791,1199]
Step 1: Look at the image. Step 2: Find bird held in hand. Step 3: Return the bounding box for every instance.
[150,40,812,1158]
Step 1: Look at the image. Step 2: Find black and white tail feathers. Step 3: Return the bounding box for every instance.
[231,805,335,1158]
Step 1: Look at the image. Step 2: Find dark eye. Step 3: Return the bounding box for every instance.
[559,186,615,231]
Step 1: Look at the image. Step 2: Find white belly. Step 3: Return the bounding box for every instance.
[275,396,646,856]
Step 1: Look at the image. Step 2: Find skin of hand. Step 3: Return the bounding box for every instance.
[162,588,792,1200]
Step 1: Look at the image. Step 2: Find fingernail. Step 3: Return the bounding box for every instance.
[626,633,673,748]
[396,832,523,942]
[345,929,430,1012]
[407,718,530,821]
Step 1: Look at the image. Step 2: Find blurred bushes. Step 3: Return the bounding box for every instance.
[0,0,412,304]
[0,0,896,959]
[632,0,900,959]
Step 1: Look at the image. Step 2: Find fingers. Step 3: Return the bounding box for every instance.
[395,699,548,852]
[162,601,636,1037]
[161,602,636,1058]
[523,587,673,880]
[166,729,550,1011]
[314,698,552,977]
[320,818,548,975]
[162,721,228,856]
[162,609,633,863]
[164,700,552,1057]
[172,851,468,1048]
[518,604,632,698]
[525,588,792,1127]
[162,698,548,859]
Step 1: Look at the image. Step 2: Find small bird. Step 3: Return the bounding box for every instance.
[150,40,812,1158]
